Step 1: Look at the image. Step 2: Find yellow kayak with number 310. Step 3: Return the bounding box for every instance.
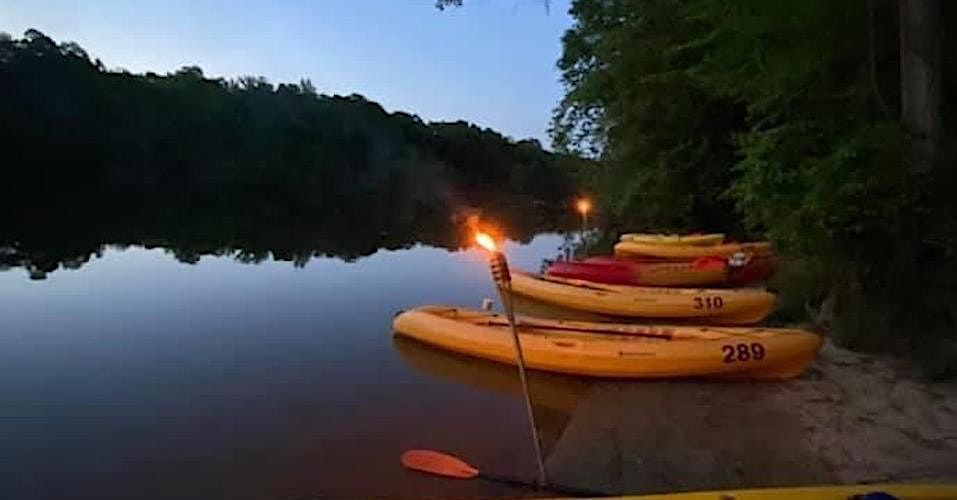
[508,272,775,325]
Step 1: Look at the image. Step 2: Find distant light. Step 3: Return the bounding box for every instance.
[576,198,592,215]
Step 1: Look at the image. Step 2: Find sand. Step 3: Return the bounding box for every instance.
[544,340,957,495]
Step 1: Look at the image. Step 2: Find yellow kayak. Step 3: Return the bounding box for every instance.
[610,483,957,499]
[615,240,773,260]
[509,272,775,325]
[619,233,724,246]
[392,306,821,379]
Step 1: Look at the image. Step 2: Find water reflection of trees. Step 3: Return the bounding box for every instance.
[0,30,580,279]
[0,191,571,279]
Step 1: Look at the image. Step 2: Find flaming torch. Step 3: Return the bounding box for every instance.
[474,231,548,488]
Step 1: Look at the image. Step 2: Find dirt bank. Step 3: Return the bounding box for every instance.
[545,340,957,495]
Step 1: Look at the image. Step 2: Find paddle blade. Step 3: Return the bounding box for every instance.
[400,450,479,479]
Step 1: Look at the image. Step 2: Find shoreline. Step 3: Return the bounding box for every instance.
[544,340,957,495]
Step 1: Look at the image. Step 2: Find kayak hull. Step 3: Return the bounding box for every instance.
[509,272,775,325]
[615,241,773,260]
[619,232,724,246]
[546,256,775,287]
[546,258,727,287]
[623,484,957,500]
[545,258,645,286]
[392,306,821,380]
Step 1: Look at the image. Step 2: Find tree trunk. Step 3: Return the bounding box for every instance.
[900,0,942,173]
[868,0,890,116]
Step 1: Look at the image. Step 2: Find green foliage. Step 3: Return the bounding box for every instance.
[552,0,744,234]
[730,121,907,255]
[555,0,957,368]
[762,256,829,326]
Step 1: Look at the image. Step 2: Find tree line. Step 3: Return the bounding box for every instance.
[0,29,582,277]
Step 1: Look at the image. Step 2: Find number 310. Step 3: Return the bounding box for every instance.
[694,296,723,309]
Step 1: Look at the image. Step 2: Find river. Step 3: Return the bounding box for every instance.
[0,233,591,499]
[4,232,957,499]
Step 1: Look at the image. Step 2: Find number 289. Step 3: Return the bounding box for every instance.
[721,343,766,363]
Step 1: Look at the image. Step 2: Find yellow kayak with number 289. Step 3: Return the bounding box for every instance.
[393,305,821,380]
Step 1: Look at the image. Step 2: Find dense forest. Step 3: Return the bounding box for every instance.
[545,0,956,374]
[0,29,580,276]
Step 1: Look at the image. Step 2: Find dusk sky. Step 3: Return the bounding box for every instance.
[1,0,573,145]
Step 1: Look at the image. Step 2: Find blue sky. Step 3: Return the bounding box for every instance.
[1,0,572,145]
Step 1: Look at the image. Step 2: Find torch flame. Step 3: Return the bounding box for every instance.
[576,198,592,215]
[475,231,498,252]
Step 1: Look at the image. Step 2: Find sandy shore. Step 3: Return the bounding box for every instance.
[544,340,957,495]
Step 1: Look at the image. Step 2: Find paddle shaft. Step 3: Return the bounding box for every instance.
[484,319,673,339]
[480,470,608,497]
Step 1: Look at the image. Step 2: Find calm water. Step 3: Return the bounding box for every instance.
[0,233,593,499]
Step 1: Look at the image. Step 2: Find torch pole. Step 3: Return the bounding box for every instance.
[580,212,588,250]
[489,252,548,488]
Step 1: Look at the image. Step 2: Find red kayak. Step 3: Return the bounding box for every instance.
[545,255,775,287]
[727,254,776,286]
[545,257,644,286]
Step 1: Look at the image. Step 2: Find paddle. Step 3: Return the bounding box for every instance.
[482,319,781,339]
[400,449,609,497]
[482,319,674,339]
